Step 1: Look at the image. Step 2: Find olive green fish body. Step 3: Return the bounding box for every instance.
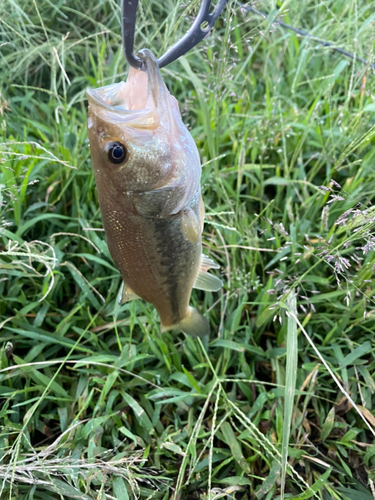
[87,49,221,336]
[99,187,202,328]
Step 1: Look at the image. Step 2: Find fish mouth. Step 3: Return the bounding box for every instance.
[86,51,161,113]
[86,50,162,128]
[86,76,150,112]
[86,81,131,112]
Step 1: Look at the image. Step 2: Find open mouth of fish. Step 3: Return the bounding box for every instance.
[86,50,164,130]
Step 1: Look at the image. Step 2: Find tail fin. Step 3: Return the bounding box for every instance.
[162,307,210,338]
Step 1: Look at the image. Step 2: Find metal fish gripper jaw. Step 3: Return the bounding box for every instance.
[122,0,227,70]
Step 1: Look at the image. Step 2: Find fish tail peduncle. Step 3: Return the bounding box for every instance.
[162,307,210,338]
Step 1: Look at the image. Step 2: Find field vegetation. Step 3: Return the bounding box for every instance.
[1,0,375,498]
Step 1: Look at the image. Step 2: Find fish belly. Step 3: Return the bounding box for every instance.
[101,198,201,328]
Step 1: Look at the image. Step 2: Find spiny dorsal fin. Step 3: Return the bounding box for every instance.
[200,254,220,271]
[193,254,223,292]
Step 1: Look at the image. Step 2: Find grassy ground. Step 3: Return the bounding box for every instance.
[1,0,375,498]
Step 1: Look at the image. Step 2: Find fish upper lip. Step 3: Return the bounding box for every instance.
[86,85,153,117]
[86,51,166,129]
[86,51,160,113]
[86,85,161,129]
[86,88,143,121]
[85,87,102,105]
[86,86,128,112]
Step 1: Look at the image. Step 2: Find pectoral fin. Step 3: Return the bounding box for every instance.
[118,282,139,304]
[180,207,200,244]
[193,254,223,292]
[200,196,205,233]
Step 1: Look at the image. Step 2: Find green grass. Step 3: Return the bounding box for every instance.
[1,0,375,498]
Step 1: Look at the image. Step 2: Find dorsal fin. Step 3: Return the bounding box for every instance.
[193,254,222,292]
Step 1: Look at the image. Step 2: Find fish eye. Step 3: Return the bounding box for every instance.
[107,141,127,164]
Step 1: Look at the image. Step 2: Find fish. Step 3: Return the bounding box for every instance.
[86,49,222,337]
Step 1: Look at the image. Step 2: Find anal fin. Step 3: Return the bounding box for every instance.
[118,282,140,305]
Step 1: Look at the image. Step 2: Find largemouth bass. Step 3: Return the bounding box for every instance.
[86,49,221,337]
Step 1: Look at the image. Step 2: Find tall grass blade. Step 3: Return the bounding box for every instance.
[281,291,298,499]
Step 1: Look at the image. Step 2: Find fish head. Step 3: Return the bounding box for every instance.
[86,49,200,205]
